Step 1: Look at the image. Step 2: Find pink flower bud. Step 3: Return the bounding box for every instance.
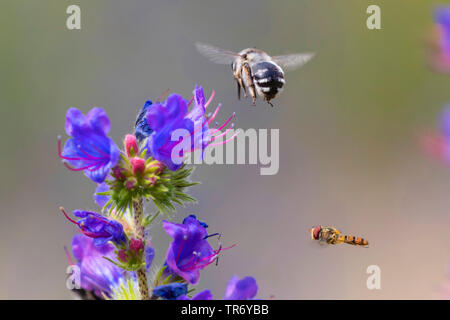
[124,134,139,157]
[144,176,157,186]
[112,165,125,180]
[130,157,146,175]
[118,250,128,263]
[154,161,165,174]
[125,177,137,190]
[129,238,144,254]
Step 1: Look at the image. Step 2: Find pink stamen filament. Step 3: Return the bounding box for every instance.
[210,127,233,142]
[87,161,107,172]
[183,243,237,272]
[58,137,109,172]
[208,130,240,147]
[80,229,109,239]
[210,118,235,136]
[60,207,81,226]
[175,236,187,264]
[204,90,215,109]
[90,143,111,158]
[164,103,220,152]
[156,88,171,103]
[64,246,75,266]
[63,162,100,172]
[169,121,236,160]
[206,104,221,126]
[60,207,117,237]
[76,144,106,161]
[58,138,85,162]
[215,113,235,132]
[162,118,209,151]
[187,96,194,107]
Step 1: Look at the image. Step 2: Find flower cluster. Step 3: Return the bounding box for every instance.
[59,86,259,300]
[136,85,236,171]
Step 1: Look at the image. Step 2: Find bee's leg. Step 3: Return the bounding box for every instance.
[265,97,274,107]
[240,79,248,98]
[237,75,247,98]
[242,63,256,106]
[234,68,247,98]
[235,79,241,100]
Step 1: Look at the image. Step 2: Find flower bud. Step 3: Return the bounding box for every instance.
[118,250,128,263]
[124,134,139,158]
[130,157,146,175]
[125,177,137,190]
[129,238,144,254]
[144,176,157,187]
[154,161,164,174]
[112,165,126,180]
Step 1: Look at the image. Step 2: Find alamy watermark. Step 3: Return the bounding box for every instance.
[366,265,381,290]
[66,265,81,290]
[170,128,280,176]
[366,5,381,30]
[66,5,81,30]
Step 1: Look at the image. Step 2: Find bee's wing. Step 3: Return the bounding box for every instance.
[195,42,239,64]
[272,53,315,71]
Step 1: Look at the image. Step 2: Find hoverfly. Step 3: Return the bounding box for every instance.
[196,42,314,107]
[310,225,369,247]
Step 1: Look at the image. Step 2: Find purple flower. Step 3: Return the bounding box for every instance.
[94,182,110,208]
[435,7,450,56]
[69,234,125,298]
[144,85,236,171]
[421,106,450,163]
[153,283,188,300]
[177,289,213,300]
[145,246,155,271]
[436,106,450,162]
[183,214,208,229]
[429,7,450,73]
[58,108,120,183]
[224,275,258,300]
[162,216,219,284]
[440,105,450,138]
[61,208,126,246]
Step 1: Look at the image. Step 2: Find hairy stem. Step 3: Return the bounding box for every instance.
[133,198,150,300]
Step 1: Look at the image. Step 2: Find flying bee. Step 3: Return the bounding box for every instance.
[195,42,314,107]
[310,225,369,247]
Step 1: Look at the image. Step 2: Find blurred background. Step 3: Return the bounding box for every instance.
[1,0,450,299]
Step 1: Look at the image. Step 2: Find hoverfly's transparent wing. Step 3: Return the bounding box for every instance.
[195,42,239,64]
[272,53,315,71]
[308,238,329,249]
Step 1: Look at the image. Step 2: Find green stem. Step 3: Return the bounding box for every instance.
[133,198,150,300]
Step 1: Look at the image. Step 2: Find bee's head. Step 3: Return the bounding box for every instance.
[310,226,322,240]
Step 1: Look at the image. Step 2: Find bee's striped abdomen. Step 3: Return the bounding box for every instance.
[252,61,285,101]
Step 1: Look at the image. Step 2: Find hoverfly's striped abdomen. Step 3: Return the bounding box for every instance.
[340,235,369,246]
[252,61,285,101]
